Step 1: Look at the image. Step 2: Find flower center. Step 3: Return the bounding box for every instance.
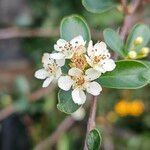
[46,63,57,75]
[93,56,103,64]
[70,54,88,70]
[72,76,85,88]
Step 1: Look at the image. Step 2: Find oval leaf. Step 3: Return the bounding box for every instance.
[125,24,150,52]
[82,0,117,13]
[60,15,91,42]
[97,60,149,89]
[103,28,125,57]
[57,89,81,114]
[87,128,101,150]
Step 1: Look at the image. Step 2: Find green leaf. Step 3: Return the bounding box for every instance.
[125,24,150,52]
[82,0,117,13]
[57,89,81,114]
[60,15,91,42]
[103,28,125,57]
[97,60,150,89]
[87,128,101,150]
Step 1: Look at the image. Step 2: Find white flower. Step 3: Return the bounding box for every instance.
[85,41,116,73]
[34,53,65,88]
[71,107,85,121]
[50,35,86,60]
[58,67,102,105]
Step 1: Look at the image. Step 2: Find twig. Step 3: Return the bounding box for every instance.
[34,116,75,150]
[0,27,103,40]
[84,96,98,150]
[120,0,141,40]
[0,27,59,40]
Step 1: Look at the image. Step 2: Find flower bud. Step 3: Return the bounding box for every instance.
[141,47,149,55]
[71,107,85,121]
[128,51,137,59]
[134,36,143,46]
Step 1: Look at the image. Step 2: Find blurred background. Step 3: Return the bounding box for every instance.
[0,0,149,150]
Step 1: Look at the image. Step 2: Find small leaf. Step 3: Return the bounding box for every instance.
[60,15,91,42]
[97,60,149,89]
[125,24,150,52]
[103,28,125,57]
[57,89,81,114]
[82,0,117,13]
[87,128,101,150]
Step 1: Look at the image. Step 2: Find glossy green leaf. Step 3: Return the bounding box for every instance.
[57,89,81,114]
[60,15,91,42]
[87,128,101,150]
[97,60,150,89]
[125,24,150,52]
[103,28,125,57]
[82,0,117,13]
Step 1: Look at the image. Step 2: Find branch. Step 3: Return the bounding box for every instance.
[0,27,59,40]
[34,116,75,150]
[84,96,98,150]
[120,0,141,40]
[0,27,102,40]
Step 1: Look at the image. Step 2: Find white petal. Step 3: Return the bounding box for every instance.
[55,58,65,67]
[102,59,116,72]
[87,40,93,56]
[68,67,83,76]
[50,53,65,59]
[42,77,53,88]
[85,68,101,81]
[70,35,86,47]
[55,67,62,79]
[85,55,93,67]
[86,81,102,96]
[94,42,107,56]
[54,44,62,51]
[42,53,54,65]
[58,76,73,91]
[72,88,86,105]
[34,69,48,79]
[94,65,106,73]
[57,39,67,46]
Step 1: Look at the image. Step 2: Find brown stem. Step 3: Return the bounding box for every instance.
[83,96,98,150]
[34,116,75,150]
[120,0,141,40]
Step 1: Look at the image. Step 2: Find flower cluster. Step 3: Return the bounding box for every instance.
[115,99,144,117]
[35,36,116,105]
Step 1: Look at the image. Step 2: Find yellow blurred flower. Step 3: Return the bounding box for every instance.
[115,100,129,117]
[129,100,144,116]
[114,99,144,117]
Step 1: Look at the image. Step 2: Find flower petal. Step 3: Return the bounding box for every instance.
[87,40,93,56]
[54,44,62,51]
[86,81,102,96]
[42,53,54,65]
[72,88,86,105]
[42,77,53,88]
[55,58,65,67]
[57,39,67,46]
[58,76,73,91]
[85,68,101,81]
[70,35,86,48]
[55,67,62,79]
[34,69,48,79]
[68,67,83,77]
[103,59,116,72]
[50,53,65,59]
